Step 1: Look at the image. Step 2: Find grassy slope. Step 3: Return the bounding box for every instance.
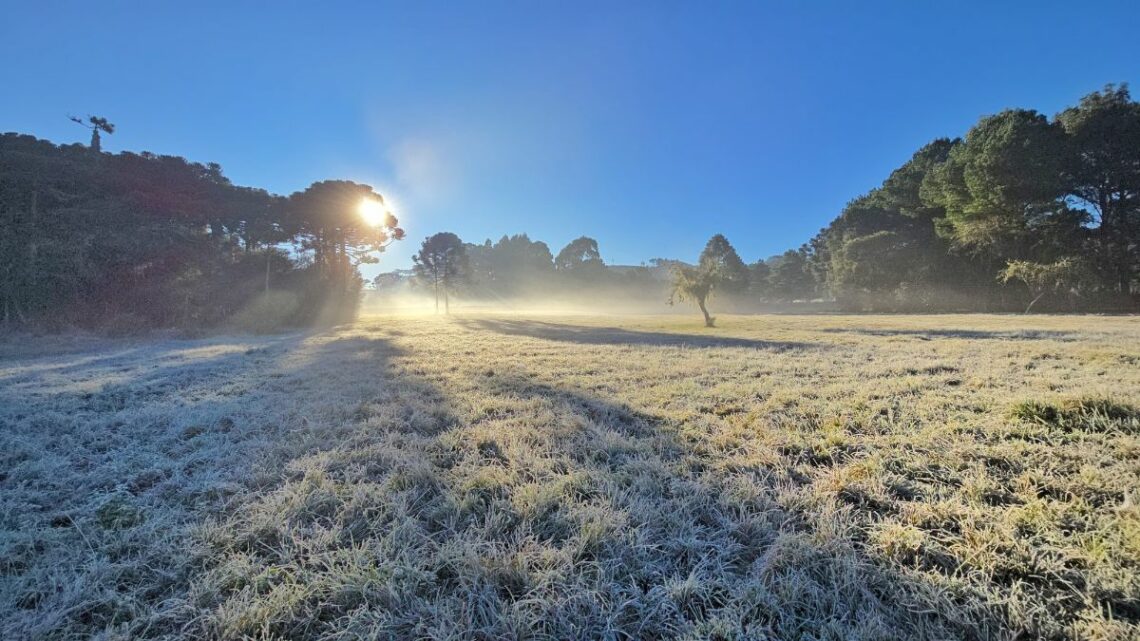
[1,314,1138,640]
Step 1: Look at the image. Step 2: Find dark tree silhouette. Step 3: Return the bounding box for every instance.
[287,181,404,291]
[1057,84,1140,293]
[413,232,470,314]
[69,115,115,152]
[0,134,404,329]
[555,236,604,272]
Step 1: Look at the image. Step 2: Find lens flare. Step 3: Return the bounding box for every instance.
[358,198,387,227]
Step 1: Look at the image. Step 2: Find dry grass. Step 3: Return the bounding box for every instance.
[1,313,1138,640]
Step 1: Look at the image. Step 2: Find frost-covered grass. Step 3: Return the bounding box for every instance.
[1,313,1138,640]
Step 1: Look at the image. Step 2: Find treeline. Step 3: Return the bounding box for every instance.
[394,84,1139,316]
[0,133,402,331]
[387,230,812,316]
[806,83,1140,312]
[5,83,1136,332]
[375,233,676,312]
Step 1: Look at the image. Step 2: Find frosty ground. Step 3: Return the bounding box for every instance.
[1,314,1138,640]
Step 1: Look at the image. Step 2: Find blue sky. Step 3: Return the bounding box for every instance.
[3,1,1138,274]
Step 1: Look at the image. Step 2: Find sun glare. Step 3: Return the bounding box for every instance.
[358,197,387,227]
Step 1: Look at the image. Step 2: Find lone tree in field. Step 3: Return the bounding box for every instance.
[414,232,470,314]
[1000,258,1088,313]
[69,115,115,152]
[669,234,749,327]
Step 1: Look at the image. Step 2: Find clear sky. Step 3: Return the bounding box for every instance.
[3,1,1138,274]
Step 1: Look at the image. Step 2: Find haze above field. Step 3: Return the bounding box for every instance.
[3,1,1138,274]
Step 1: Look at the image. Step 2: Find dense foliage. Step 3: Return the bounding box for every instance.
[812,84,1140,311]
[5,84,1137,330]
[0,134,402,330]
[413,232,471,314]
[399,85,1139,316]
[666,234,749,326]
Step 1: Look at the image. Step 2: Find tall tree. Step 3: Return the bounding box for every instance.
[818,140,964,310]
[555,236,604,272]
[921,109,1082,262]
[1057,84,1140,294]
[766,249,817,302]
[413,232,470,314]
[466,233,555,295]
[288,181,404,290]
[699,234,749,292]
[668,234,748,326]
[69,115,115,152]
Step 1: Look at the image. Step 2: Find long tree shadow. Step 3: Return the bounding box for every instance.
[820,327,1079,341]
[456,318,817,350]
[0,329,458,640]
[446,371,1006,640]
[0,327,1021,640]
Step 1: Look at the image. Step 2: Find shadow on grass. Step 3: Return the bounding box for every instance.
[820,327,1080,341]
[0,330,452,640]
[456,318,817,350]
[456,372,1005,640]
[1,329,1013,640]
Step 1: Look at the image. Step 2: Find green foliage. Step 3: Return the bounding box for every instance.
[669,234,749,325]
[69,114,115,152]
[413,232,471,313]
[0,134,402,331]
[465,234,555,295]
[802,86,1140,311]
[698,234,749,291]
[923,109,1079,260]
[765,249,817,302]
[1057,83,1140,293]
[554,236,604,273]
[999,258,1090,312]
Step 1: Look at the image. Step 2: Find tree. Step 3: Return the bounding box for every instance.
[288,181,404,290]
[921,109,1079,262]
[668,234,748,326]
[413,232,470,314]
[669,263,718,326]
[555,236,604,272]
[1057,84,1140,294]
[69,115,115,152]
[748,260,772,300]
[817,141,964,310]
[466,233,555,295]
[766,249,816,302]
[1000,258,1089,313]
[698,234,749,292]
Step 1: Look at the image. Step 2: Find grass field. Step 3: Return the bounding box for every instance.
[1,313,1138,640]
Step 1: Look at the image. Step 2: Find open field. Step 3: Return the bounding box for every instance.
[1,313,1139,640]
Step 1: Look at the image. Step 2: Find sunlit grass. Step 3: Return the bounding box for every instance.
[1,313,1138,639]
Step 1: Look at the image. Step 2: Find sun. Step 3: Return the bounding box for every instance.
[358,197,387,227]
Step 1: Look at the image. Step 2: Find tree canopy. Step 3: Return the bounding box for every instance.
[413,232,470,314]
[0,133,403,329]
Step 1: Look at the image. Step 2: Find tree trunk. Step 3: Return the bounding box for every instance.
[314,232,325,276]
[1024,290,1045,314]
[338,235,349,291]
[444,289,450,315]
[697,297,714,327]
